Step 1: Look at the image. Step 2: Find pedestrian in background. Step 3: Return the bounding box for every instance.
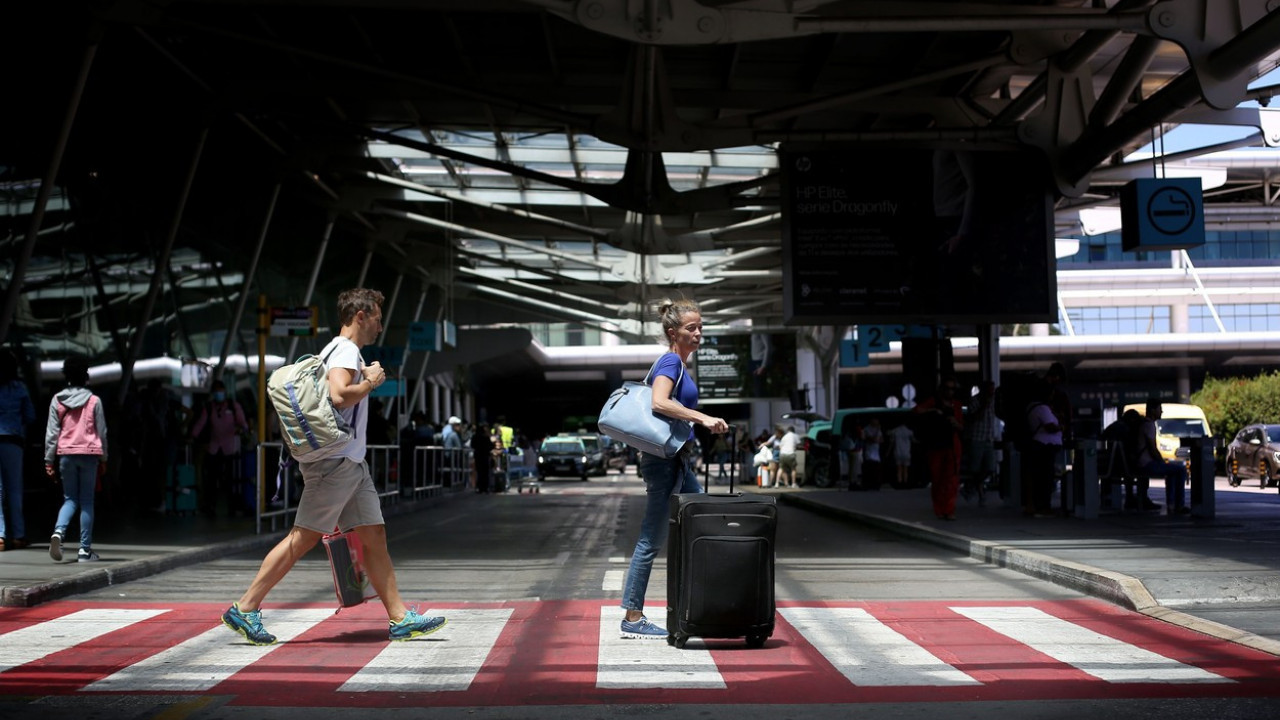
[44,356,108,563]
[620,297,728,639]
[777,425,799,488]
[962,380,998,506]
[1023,381,1063,517]
[191,379,249,518]
[915,376,964,520]
[0,350,36,551]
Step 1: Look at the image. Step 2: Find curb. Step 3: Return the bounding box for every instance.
[780,493,1280,658]
[0,532,286,607]
[0,489,467,608]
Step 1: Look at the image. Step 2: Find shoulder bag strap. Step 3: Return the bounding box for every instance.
[643,353,685,394]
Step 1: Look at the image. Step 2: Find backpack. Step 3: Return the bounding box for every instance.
[268,343,356,462]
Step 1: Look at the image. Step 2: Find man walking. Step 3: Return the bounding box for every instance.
[221,288,446,645]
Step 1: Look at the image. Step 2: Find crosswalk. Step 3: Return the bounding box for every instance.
[1,599,1275,707]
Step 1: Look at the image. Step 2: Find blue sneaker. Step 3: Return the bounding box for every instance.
[222,603,277,646]
[389,608,447,641]
[620,616,667,640]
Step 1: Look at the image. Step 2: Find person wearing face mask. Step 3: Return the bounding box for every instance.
[191,379,248,518]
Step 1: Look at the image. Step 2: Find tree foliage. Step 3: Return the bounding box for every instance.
[1192,372,1280,443]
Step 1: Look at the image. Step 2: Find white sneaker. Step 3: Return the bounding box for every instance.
[49,532,63,562]
[78,549,100,562]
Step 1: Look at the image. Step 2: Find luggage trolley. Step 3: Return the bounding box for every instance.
[510,448,542,493]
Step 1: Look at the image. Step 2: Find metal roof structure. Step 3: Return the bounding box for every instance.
[4,1,1280,381]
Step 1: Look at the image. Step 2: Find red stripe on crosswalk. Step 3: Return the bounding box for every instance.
[1,599,1277,707]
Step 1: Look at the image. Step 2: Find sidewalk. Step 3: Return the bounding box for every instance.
[4,477,1279,659]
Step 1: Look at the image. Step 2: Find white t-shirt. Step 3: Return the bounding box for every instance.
[780,430,798,456]
[319,336,369,462]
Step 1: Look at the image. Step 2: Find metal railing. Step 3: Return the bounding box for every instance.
[251,442,473,533]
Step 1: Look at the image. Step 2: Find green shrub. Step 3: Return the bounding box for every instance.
[1192,371,1280,443]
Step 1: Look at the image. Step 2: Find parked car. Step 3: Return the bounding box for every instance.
[538,435,589,481]
[1225,423,1280,488]
[600,435,629,472]
[578,433,609,476]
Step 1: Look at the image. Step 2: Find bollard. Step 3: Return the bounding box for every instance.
[1001,442,1021,509]
[1072,439,1099,519]
[1189,437,1216,519]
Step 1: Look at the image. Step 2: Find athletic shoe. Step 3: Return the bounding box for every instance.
[49,532,63,562]
[620,616,668,640]
[77,549,100,562]
[389,608,447,641]
[222,603,278,646]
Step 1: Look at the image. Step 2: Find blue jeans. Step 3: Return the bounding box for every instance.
[1143,458,1188,509]
[621,450,702,613]
[0,442,24,539]
[55,455,99,550]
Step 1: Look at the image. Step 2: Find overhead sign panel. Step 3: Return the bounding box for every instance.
[780,145,1056,325]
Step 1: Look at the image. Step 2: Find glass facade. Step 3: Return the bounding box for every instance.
[1062,230,1280,267]
[1057,229,1280,336]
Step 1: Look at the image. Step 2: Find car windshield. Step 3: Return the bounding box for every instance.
[580,437,600,452]
[1156,418,1208,438]
[1266,427,1280,443]
[543,441,582,454]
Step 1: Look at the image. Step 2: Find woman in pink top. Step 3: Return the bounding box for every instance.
[44,356,107,563]
[191,379,248,518]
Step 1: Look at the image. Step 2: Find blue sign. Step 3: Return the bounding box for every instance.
[362,344,404,368]
[369,378,403,398]
[1121,178,1206,251]
[839,338,869,368]
[408,322,440,352]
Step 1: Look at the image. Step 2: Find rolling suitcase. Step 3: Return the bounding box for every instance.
[666,434,776,649]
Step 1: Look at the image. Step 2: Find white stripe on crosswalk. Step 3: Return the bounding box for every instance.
[602,569,624,592]
[780,607,979,687]
[340,608,513,692]
[82,608,332,692]
[950,606,1233,684]
[0,609,168,673]
[596,606,725,689]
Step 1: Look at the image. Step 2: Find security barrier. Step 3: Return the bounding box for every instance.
[250,442,472,533]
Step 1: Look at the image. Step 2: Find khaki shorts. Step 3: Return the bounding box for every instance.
[779,453,797,471]
[293,457,385,533]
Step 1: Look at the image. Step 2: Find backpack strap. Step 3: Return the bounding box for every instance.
[319,339,360,439]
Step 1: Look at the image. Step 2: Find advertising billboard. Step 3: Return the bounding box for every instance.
[781,145,1056,325]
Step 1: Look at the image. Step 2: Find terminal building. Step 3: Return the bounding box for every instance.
[5,1,1280,443]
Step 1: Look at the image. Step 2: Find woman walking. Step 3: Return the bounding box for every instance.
[44,356,108,562]
[620,298,729,639]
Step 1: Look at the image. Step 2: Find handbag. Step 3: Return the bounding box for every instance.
[597,355,694,459]
[322,529,379,613]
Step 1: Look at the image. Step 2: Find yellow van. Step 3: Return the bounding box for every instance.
[1122,402,1213,462]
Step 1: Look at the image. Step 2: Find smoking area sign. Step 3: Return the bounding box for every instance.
[1121,178,1205,251]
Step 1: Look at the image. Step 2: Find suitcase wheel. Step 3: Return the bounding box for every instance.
[746,634,767,649]
[672,633,689,649]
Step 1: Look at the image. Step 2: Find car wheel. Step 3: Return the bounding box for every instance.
[1262,460,1274,489]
